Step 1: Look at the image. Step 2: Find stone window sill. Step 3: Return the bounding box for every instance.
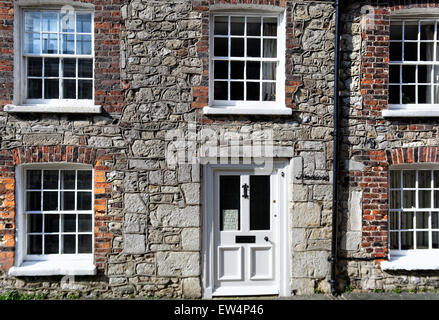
[381,253,439,271]
[8,260,96,276]
[383,108,439,118]
[4,104,102,114]
[203,106,292,115]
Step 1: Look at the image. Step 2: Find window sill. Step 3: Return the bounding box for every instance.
[381,253,439,271]
[383,108,439,118]
[8,260,96,276]
[4,104,102,114]
[203,106,292,116]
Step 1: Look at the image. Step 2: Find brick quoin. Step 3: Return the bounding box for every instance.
[0,146,117,273]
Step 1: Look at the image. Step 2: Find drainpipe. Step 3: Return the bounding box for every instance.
[329,0,341,297]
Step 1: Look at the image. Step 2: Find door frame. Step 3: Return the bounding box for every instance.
[201,160,291,298]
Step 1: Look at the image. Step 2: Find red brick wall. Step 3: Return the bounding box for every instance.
[0,146,117,272]
[191,0,297,112]
[0,0,123,113]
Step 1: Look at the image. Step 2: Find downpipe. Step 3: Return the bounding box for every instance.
[329,0,341,297]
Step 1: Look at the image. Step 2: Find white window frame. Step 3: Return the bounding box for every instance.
[9,163,96,276]
[384,8,439,117]
[383,164,439,270]
[5,1,101,114]
[204,10,290,115]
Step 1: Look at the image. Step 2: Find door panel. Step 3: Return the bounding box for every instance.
[213,169,280,295]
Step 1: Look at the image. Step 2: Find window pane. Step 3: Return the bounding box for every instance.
[43,192,58,211]
[42,12,58,32]
[246,61,260,80]
[230,17,244,35]
[26,170,42,189]
[44,58,59,77]
[214,60,228,79]
[27,214,42,233]
[418,65,429,83]
[62,170,76,189]
[390,171,401,188]
[421,22,435,40]
[77,171,92,189]
[247,17,261,36]
[401,212,414,229]
[419,191,431,208]
[62,214,76,232]
[230,81,244,100]
[230,61,244,80]
[62,59,76,77]
[78,214,92,232]
[78,59,93,78]
[389,65,400,84]
[247,38,261,57]
[390,211,399,230]
[401,231,414,250]
[24,33,41,54]
[390,190,401,209]
[61,34,75,54]
[433,231,439,248]
[404,22,418,40]
[28,235,42,254]
[418,85,429,104]
[25,12,41,32]
[63,80,76,99]
[390,232,399,250]
[432,212,439,228]
[44,214,59,232]
[435,171,439,188]
[28,58,43,77]
[214,38,228,56]
[419,171,431,188]
[403,190,415,208]
[42,33,58,54]
[404,42,417,61]
[388,85,400,104]
[403,171,416,188]
[77,35,92,55]
[214,81,228,100]
[26,192,41,211]
[61,191,75,211]
[60,11,74,32]
[246,82,260,101]
[262,82,276,101]
[389,42,402,61]
[420,42,434,61]
[44,234,59,254]
[214,16,228,35]
[78,80,93,99]
[43,170,58,189]
[250,176,270,230]
[402,85,415,103]
[62,235,76,254]
[263,39,277,58]
[77,192,92,210]
[76,13,92,33]
[262,62,276,80]
[78,234,92,253]
[390,22,402,40]
[231,38,244,57]
[416,212,429,229]
[402,65,415,83]
[220,176,240,231]
[416,231,429,249]
[44,79,59,99]
[263,17,277,36]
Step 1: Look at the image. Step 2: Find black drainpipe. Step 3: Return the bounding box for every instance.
[329,0,341,297]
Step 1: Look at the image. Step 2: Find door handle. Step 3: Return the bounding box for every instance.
[264,236,269,242]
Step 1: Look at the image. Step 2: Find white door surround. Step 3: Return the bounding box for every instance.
[201,161,290,298]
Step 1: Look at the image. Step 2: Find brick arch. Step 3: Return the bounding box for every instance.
[386,146,439,166]
[0,145,114,273]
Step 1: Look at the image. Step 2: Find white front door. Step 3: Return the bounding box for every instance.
[210,166,284,296]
